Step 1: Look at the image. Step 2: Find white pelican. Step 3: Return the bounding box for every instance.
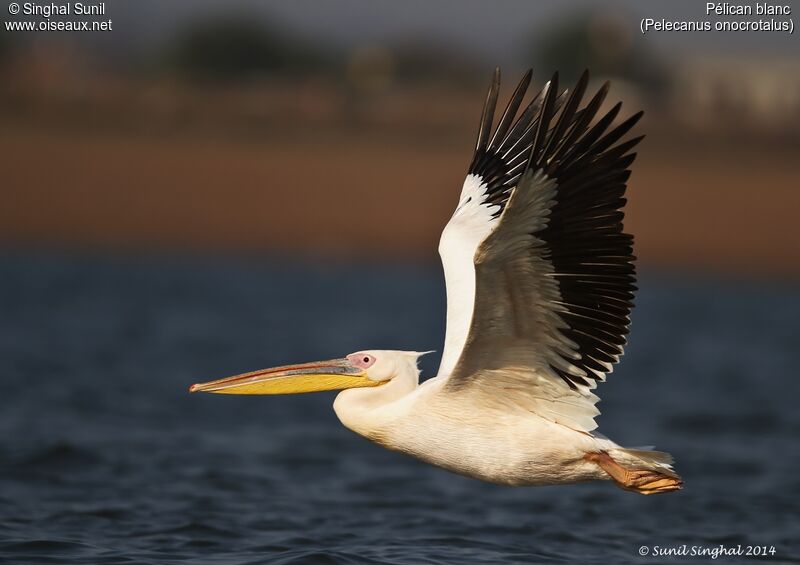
[191,69,682,495]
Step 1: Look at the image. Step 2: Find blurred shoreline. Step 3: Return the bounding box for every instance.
[2,6,798,279]
[2,115,798,277]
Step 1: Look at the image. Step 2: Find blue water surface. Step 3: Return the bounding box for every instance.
[0,253,798,564]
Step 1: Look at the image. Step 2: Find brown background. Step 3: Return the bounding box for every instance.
[2,1,798,277]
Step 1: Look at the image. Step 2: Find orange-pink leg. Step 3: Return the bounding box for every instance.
[585,451,683,495]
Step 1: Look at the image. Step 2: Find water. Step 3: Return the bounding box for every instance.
[1,253,798,564]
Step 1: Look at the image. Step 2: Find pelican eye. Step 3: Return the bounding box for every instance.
[348,353,376,369]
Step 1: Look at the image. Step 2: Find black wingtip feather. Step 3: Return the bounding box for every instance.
[475,68,501,154]
[528,72,559,170]
[542,70,588,166]
[489,69,532,151]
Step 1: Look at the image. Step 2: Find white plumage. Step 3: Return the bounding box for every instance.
[437,173,500,378]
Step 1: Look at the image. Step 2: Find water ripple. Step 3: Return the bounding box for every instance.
[1,255,798,563]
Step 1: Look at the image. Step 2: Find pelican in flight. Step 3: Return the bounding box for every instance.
[191,69,682,495]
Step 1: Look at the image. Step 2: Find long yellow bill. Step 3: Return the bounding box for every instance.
[189,358,382,395]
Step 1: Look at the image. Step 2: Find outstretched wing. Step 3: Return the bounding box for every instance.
[434,69,642,432]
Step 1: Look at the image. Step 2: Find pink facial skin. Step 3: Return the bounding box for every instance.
[347,353,376,369]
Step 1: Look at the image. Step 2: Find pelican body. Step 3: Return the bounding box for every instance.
[191,69,682,495]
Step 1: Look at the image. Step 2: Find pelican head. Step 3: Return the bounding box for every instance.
[189,350,426,397]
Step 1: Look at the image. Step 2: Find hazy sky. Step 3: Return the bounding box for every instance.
[110,0,797,63]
